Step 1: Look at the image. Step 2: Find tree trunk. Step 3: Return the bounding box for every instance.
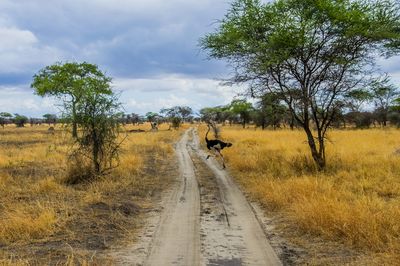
[92,131,100,174]
[72,101,78,138]
[304,126,326,170]
[289,115,294,130]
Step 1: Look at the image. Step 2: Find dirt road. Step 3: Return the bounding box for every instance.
[115,128,281,266]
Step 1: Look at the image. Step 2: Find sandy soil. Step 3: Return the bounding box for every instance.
[114,128,281,266]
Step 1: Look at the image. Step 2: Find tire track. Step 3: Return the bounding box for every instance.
[115,127,281,266]
[144,128,200,266]
[189,128,282,266]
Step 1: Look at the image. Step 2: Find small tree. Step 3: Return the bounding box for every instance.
[0,112,12,128]
[43,114,57,125]
[200,106,233,125]
[229,99,253,128]
[145,112,159,123]
[160,106,193,129]
[255,92,287,129]
[345,89,373,113]
[13,114,28,128]
[130,113,141,125]
[71,89,122,180]
[31,62,113,138]
[179,106,193,123]
[370,77,399,126]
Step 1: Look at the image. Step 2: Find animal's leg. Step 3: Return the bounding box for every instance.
[206,148,217,160]
[214,150,225,169]
[219,152,226,169]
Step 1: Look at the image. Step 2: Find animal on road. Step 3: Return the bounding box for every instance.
[205,124,232,169]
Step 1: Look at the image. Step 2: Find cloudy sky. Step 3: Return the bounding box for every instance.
[0,0,399,117]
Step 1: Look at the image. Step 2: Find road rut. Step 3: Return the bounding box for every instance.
[116,128,281,266]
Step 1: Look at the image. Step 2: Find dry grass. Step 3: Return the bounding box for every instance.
[0,123,181,264]
[200,125,400,264]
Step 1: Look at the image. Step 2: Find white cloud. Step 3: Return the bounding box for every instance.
[115,75,243,114]
[113,75,239,98]
[0,85,59,116]
[0,27,37,50]
[0,26,65,73]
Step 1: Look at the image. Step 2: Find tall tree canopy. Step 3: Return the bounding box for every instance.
[31,62,112,138]
[201,0,400,169]
[229,99,253,128]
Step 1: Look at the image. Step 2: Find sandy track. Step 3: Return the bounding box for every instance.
[115,128,281,265]
[189,128,281,266]
[145,129,201,266]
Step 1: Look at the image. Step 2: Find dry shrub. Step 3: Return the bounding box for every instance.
[64,156,97,185]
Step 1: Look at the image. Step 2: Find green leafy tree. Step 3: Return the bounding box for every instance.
[0,112,12,128]
[229,99,253,128]
[31,62,112,138]
[13,114,28,128]
[200,106,233,125]
[178,106,193,122]
[70,89,122,181]
[255,92,287,129]
[43,113,58,125]
[389,98,400,127]
[370,76,399,126]
[160,106,193,128]
[345,89,373,113]
[201,0,400,169]
[145,112,159,123]
[129,113,141,125]
[392,98,400,112]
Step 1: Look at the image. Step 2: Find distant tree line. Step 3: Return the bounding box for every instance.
[200,82,400,130]
[0,112,59,128]
[116,106,194,129]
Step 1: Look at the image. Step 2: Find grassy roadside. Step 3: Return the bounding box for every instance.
[199,125,400,265]
[0,123,182,265]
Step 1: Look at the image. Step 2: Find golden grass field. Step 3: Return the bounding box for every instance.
[0,123,182,265]
[200,125,400,264]
[1,123,399,265]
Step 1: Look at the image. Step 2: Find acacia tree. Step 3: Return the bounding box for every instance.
[229,99,253,128]
[43,114,58,125]
[255,92,287,129]
[201,0,400,169]
[200,106,233,125]
[145,112,159,123]
[160,106,193,128]
[72,88,122,180]
[31,62,112,138]
[13,114,28,128]
[0,112,12,128]
[345,89,373,113]
[179,106,193,123]
[370,77,399,126]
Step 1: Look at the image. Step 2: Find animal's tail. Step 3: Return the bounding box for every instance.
[205,124,210,142]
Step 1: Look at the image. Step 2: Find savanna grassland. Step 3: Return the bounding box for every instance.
[200,125,400,264]
[0,123,182,265]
